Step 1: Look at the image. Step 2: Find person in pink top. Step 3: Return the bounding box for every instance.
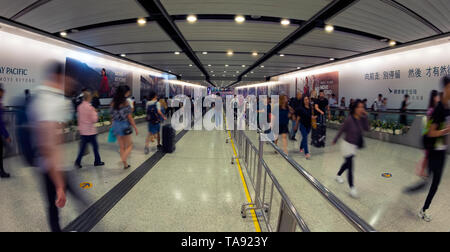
[75,91,105,168]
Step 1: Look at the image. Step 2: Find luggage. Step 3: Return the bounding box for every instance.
[311,115,326,148]
[162,124,176,153]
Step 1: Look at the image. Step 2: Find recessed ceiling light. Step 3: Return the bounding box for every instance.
[211,70,214,73]
[252,52,258,56]
[297,67,301,69]
[208,64,212,67]
[389,40,397,46]
[224,71,227,73]
[251,71,254,74]
[235,15,246,23]
[236,71,240,73]
[261,65,265,68]
[187,15,197,23]
[60,31,67,37]
[225,65,229,67]
[120,54,126,57]
[280,54,285,57]
[281,19,290,26]
[137,18,147,25]
[330,58,335,61]
[174,51,181,55]
[189,64,193,67]
[242,65,246,67]
[202,52,208,55]
[227,51,234,56]
[325,24,334,33]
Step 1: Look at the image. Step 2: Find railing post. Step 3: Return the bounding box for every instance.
[276,200,297,232]
[254,132,264,208]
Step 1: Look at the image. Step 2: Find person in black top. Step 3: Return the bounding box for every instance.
[299,96,315,160]
[399,95,410,125]
[417,76,450,222]
[289,92,303,140]
[314,90,330,123]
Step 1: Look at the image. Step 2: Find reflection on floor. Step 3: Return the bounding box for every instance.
[245,128,450,232]
[0,125,256,232]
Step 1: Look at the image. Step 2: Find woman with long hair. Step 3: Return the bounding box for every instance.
[274,95,290,155]
[333,99,369,198]
[111,86,138,169]
[299,96,315,159]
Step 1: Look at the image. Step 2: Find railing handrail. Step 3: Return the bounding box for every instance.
[239,131,310,232]
[267,139,376,232]
[330,107,426,116]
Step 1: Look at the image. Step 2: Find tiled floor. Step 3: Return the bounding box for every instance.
[244,127,450,232]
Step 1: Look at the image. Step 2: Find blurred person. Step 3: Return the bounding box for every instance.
[329,94,338,117]
[399,94,410,125]
[314,90,330,120]
[288,92,303,141]
[380,98,388,112]
[159,98,169,118]
[111,85,138,169]
[332,99,369,198]
[417,77,450,222]
[362,99,368,110]
[91,91,101,110]
[145,91,167,154]
[372,94,383,120]
[274,95,289,155]
[339,97,346,117]
[299,96,315,159]
[24,89,31,103]
[74,90,105,169]
[349,98,355,108]
[29,62,87,232]
[0,87,12,178]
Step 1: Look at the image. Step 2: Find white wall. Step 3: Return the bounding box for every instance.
[0,21,205,105]
[273,36,450,110]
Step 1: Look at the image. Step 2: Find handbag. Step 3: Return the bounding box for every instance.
[123,127,133,136]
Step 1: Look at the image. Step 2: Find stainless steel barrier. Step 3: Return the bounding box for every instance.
[231,128,310,232]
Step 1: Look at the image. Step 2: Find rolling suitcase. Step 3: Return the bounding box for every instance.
[162,124,176,153]
[311,115,326,148]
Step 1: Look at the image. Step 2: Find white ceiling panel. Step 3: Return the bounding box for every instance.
[293,29,388,52]
[161,0,332,21]
[282,44,357,59]
[0,0,35,18]
[189,41,276,54]
[396,0,450,33]
[177,21,296,42]
[98,41,179,54]
[16,0,147,33]
[330,0,438,43]
[67,23,170,47]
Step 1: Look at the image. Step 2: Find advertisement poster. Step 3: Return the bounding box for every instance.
[270,85,279,95]
[243,88,248,98]
[248,87,256,96]
[65,57,133,98]
[184,85,193,97]
[169,83,177,97]
[257,86,268,96]
[313,71,339,98]
[140,74,166,100]
[279,83,290,96]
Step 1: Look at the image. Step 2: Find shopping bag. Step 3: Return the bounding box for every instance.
[108,128,117,143]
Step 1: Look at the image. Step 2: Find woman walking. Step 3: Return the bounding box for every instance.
[274,95,290,155]
[111,86,138,169]
[299,96,314,159]
[332,99,369,198]
[74,90,104,169]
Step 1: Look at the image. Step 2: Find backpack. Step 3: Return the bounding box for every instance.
[14,97,38,166]
[146,103,160,124]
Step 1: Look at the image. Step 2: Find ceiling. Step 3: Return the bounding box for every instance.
[0,0,449,87]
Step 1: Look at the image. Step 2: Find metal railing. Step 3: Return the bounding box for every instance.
[231,128,310,232]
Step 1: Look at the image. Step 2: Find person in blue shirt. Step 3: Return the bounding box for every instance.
[0,86,11,178]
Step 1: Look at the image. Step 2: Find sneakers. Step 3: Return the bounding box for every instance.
[74,163,82,169]
[349,187,359,199]
[418,209,432,222]
[336,176,345,184]
[94,162,105,167]
[305,154,311,160]
[144,147,150,155]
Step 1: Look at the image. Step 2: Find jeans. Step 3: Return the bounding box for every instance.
[75,135,102,165]
[300,124,311,154]
[423,150,446,211]
[290,120,298,139]
[338,156,354,188]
